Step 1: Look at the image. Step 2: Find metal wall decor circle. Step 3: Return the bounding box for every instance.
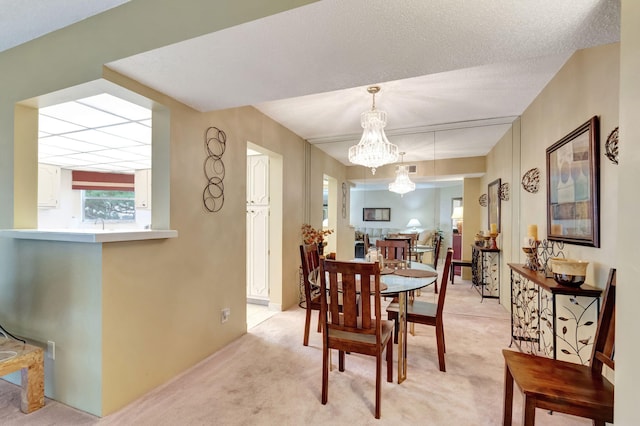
[605,126,618,165]
[479,193,488,207]
[521,167,540,194]
[499,182,510,201]
[203,126,227,212]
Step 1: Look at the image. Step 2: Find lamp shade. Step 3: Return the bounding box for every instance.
[406,218,421,228]
[451,206,464,220]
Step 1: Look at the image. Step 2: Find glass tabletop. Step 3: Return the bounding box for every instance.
[380,262,437,294]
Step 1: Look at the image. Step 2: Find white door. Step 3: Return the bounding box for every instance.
[247,205,269,302]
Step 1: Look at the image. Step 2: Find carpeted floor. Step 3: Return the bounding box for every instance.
[0,276,591,425]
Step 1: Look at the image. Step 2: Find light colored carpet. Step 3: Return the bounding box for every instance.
[1,277,591,425]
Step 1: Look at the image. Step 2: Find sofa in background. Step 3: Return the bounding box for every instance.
[355,227,435,246]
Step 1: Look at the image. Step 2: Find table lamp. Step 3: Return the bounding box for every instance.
[451,206,463,234]
[406,218,421,233]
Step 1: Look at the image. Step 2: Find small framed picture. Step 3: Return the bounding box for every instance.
[363,208,391,222]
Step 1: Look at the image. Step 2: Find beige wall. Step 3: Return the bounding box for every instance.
[616,1,640,423]
[518,43,619,286]
[0,0,322,416]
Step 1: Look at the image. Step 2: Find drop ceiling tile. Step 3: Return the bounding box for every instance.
[99,122,151,143]
[40,101,129,128]
[65,129,143,148]
[77,93,152,121]
[94,148,146,161]
[39,115,86,134]
[40,135,104,152]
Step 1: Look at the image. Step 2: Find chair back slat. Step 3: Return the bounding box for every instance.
[300,243,320,303]
[364,234,371,253]
[590,268,616,373]
[432,234,443,269]
[320,259,381,338]
[376,239,409,260]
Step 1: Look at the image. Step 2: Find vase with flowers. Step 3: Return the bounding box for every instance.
[301,224,334,255]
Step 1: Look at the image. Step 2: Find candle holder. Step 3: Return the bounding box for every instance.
[522,240,541,270]
[489,233,499,250]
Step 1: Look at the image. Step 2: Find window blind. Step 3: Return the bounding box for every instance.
[71,171,135,191]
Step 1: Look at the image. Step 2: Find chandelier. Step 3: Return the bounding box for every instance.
[389,152,415,196]
[348,86,399,174]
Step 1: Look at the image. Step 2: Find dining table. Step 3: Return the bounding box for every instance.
[379,261,437,383]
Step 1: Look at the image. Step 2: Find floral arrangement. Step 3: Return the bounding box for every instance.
[301,223,333,246]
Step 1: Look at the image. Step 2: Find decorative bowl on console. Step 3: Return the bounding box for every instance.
[550,258,589,287]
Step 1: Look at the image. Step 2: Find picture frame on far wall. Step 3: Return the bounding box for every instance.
[488,178,501,232]
[363,207,390,222]
[546,116,600,247]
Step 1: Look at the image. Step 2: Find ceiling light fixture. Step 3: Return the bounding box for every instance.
[348,86,399,175]
[389,152,415,196]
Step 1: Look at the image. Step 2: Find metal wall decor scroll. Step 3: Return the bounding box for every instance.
[478,193,488,207]
[341,182,347,219]
[605,126,618,165]
[521,167,540,193]
[203,126,227,212]
[499,182,510,201]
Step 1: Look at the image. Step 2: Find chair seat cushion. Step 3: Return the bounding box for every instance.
[502,349,614,418]
[386,300,437,318]
[328,320,394,345]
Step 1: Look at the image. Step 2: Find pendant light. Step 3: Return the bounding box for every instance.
[389,152,415,196]
[348,86,399,175]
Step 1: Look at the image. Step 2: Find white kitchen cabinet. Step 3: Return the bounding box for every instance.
[38,163,60,208]
[135,169,152,209]
[246,205,270,302]
[246,155,269,205]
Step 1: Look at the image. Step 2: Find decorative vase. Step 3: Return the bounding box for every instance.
[318,243,325,256]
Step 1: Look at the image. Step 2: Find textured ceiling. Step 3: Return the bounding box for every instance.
[1,0,621,184]
[106,0,619,178]
[0,0,129,52]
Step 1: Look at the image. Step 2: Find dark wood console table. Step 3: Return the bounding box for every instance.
[508,263,602,365]
[471,245,500,301]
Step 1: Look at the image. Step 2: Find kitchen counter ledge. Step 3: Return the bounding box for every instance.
[0,228,178,243]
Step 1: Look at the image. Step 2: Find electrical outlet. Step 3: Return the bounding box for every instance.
[47,340,55,360]
[221,308,231,323]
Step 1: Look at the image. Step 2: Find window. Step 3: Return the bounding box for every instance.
[82,190,135,222]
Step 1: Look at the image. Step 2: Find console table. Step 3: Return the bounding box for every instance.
[508,263,602,365]
[471,245,500,300]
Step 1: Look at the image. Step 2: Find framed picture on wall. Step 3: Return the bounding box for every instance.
[363,207,391,222]
[546,116,600,247]
[488,179,501,232]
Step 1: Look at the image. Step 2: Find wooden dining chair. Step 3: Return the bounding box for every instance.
[386,248,453,372]
[299,243,322,346]
[319,259,394,419]
[376,239,409,268]
[502,268,616,426]
[363,233,371,253]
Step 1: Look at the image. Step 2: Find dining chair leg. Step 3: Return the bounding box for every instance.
[386,337,393,382]
[338,350,345,372]
[436,322,446,372]
[322,346,329,405]
[303,309,312,346]
[375,353,382,419]
[317,310,322,333]
[502,365,514,426]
